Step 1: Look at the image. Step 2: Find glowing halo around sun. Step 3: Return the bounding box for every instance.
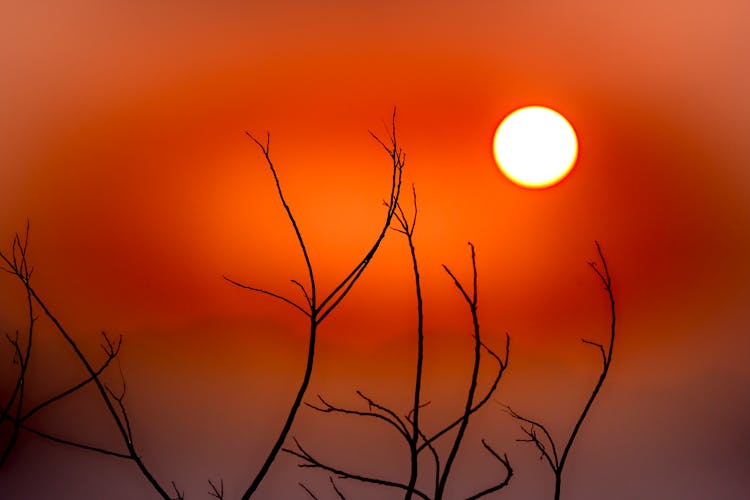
[492,106,578,188]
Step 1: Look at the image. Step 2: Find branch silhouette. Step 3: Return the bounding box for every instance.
[208,478,224,499]
[504,241,616,500]
[226,110,404,498]
[0,223,35,466]
[284,438,432,500]
[284,190,511,499]
[0,226,175,499]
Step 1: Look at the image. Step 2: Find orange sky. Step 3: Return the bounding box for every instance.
[2,1,750,498]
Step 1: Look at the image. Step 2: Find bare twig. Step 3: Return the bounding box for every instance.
[0,227,171,498]
[305,394,410,442]
[4,416,129,459]
[283,438,431,500]
[171,481,184,500]
[418,334,509,453]
[0,224,36,466]
[505,241,616,500]
[435,242,484,499]
[329,476,346,499]
[208,478,225,499]
[464,440,513,500]
[222,276,310,317]
[299,482,318,499]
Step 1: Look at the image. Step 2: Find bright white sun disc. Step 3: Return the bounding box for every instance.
[493,106,578,188]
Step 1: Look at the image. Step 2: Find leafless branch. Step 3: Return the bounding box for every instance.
[238,113,404,499]
[464,440,513,500]
[503,405,559,470]
[208,478,225,499]
[0,223,36,466]
[283,438,431,500]
[0,228,171,497]
[291,279,313,309]
[243,129,316,306]
[505,242,616,500]
[8,417,130,459]
[299,482,318,499]
[418,333,509,454]
[20,333,121,421]
[329,476,346,499]
[406,412,441,494]
[170,481,184,500]
[305,395,410,443]
[223,276,310,317]
[435,242,483,499]
[581,338,606,367]
[385,186,425,499]
[356,391,411,438]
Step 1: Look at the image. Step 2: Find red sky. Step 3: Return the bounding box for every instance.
[1,1,749,498]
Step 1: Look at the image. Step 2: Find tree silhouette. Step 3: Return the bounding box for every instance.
[1,115,404,499]
[0,224,176,499]
[0,117,621,500]
[504,242,616,500]
[224,111,404,498]
[283,189,512,499]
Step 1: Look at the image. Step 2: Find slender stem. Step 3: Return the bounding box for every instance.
[436,243,482,499]
[507,242,615,500]
[418,336,508,454]
[402,192,423,500]
[21,347,119,421]
[555,242,615,496]
[245,132,317,307]
[284,439,431,500]
[242,320,317,499]
[0,278,34,466]
[26,286,171,499]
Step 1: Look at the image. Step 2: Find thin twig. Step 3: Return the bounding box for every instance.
[329,476,346,499]
[306,395,410,443]
[463,440,513,500]
[436,242,483,499]
[283,438,431,500]
[505,242,616,500]
[299,482,318,499]
[208,478,225,499]
[223,276,310,317]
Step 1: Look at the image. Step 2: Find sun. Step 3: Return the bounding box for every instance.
[492,106,578,189]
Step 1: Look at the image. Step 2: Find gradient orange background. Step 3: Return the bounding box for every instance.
[1,1,749,498]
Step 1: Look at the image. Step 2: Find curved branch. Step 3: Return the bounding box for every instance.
[419,333,509,453]
[223,276,310,316]
[245,131,317,307]
[317,109,404,323]
[283,438,431,500]
[21,333,121,422]
[306,394,411,443]
[12,419,130,459]
[436,242,482,498]
[463,440,513,500]
[557,241,615,474]
[505,242,617,500]
[503,405,559,470]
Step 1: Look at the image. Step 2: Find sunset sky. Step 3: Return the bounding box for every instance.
[2,1,749,498]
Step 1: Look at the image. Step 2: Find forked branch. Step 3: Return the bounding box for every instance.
[283,438,431,500]
[235,111,404,499]
[0,227,172,498]
[506,241,616,500]
[464,440,513,500]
